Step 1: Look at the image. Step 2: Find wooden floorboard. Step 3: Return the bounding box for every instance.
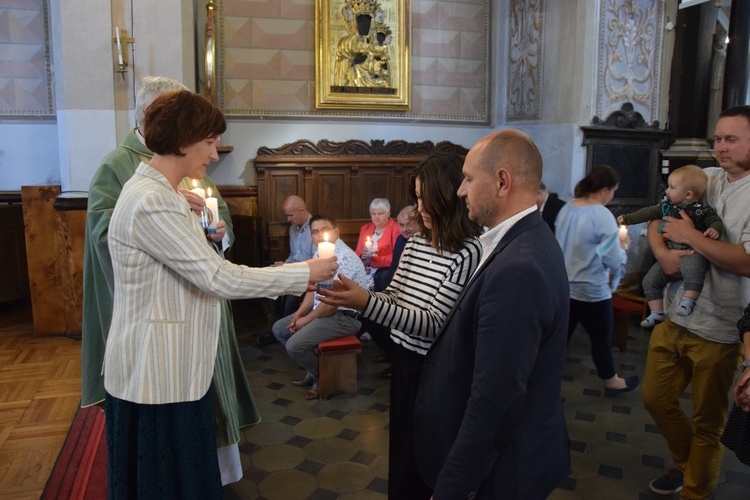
[0,299,81,500]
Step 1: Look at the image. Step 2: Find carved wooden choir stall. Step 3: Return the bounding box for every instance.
[254,138,469,262]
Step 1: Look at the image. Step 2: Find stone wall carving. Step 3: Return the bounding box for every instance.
[597,0,664,124]
[506,0,544,120]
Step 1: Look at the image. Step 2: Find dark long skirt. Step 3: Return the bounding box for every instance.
[389,344,433,500]
[105,390,222,500]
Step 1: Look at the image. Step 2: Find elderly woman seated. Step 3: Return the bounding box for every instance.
[355,197,400,291]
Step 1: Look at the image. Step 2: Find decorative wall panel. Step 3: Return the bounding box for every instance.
[596,0,664,124]
[506,0,543,121]
[219,0,490,122]
[0,0,53,115]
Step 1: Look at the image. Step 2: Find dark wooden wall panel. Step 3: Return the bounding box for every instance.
[255,140,469,262]
[358,171,393,217]
[313,170,349,217]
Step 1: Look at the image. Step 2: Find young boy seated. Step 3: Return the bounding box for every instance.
[617,165,724,327]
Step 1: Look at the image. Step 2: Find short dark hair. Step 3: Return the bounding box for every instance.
[143,90,226,156]
[411,152,482,254]
[719,105,750,127]
[310,214,337,228]
[574,165,619,198]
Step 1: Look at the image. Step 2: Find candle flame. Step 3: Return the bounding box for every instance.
[324,232,329,242]
[366,236,371,242]
[192,179,198,188]
[207,187,212,197]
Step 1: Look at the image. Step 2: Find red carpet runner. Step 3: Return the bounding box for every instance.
[42,405,108,500]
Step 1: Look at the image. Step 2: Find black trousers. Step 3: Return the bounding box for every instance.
[389,345,433,500]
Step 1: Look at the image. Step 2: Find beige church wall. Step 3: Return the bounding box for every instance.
[0,0,675,199]
[208,0,592,192]
[215,0,491,122]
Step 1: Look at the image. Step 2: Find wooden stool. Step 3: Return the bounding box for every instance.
[611,296,645,352]
[318,335,362,400]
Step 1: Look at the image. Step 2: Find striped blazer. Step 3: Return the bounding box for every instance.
[103,163,310,404]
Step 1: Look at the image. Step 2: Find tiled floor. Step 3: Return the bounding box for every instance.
[224,301,750,499]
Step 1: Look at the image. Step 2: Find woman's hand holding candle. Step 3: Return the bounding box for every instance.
[362,235,373,260]
[316,273,369,311]
[178,188,206,212]
[207,219,226,243]
[306,255,338,284]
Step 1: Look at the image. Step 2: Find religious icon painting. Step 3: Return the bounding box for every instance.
[315,0,411,110]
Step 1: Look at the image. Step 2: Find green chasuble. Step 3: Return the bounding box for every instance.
[81,128,259,447]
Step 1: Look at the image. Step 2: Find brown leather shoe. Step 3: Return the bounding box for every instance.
[292,373,314,387]
[305,383,320,400]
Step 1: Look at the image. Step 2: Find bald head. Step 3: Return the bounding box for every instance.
[458,129,543,228]
[282,195,310,227]
[283,195,306,212]
[472,130,542,192]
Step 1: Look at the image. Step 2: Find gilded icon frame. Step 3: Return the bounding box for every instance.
[315,0,410,110]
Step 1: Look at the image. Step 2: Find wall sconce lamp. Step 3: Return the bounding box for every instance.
[113,27,134,77]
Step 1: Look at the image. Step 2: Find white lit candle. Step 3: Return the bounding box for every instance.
[364,235,372,252]
[318,232,336,258]
[190,179,206,199]
[205,187,219,230]
[317,232,336,289]
[115,27,124,66]
[618,224,629,251]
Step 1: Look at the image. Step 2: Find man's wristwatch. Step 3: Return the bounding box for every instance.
[742,359,750,369]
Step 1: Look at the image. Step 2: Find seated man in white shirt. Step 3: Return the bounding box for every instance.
[272,214,369,399]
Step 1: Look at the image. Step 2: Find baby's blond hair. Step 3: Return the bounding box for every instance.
[671,165,708,200]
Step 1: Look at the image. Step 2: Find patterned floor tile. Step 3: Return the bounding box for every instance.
[223,303,750,499]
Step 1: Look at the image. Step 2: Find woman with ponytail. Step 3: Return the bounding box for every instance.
[555,165,638,396]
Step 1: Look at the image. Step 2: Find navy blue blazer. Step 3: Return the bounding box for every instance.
[542,193,566,234]
[414,210,571,500]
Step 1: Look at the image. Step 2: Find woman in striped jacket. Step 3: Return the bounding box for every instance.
[319,152,482,499]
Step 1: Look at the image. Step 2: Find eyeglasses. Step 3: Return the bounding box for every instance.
[311,227,334,235]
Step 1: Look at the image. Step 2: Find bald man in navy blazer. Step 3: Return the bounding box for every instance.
[414,130,571,499]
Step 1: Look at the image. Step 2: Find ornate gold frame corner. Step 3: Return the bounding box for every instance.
[315,0,410,111]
